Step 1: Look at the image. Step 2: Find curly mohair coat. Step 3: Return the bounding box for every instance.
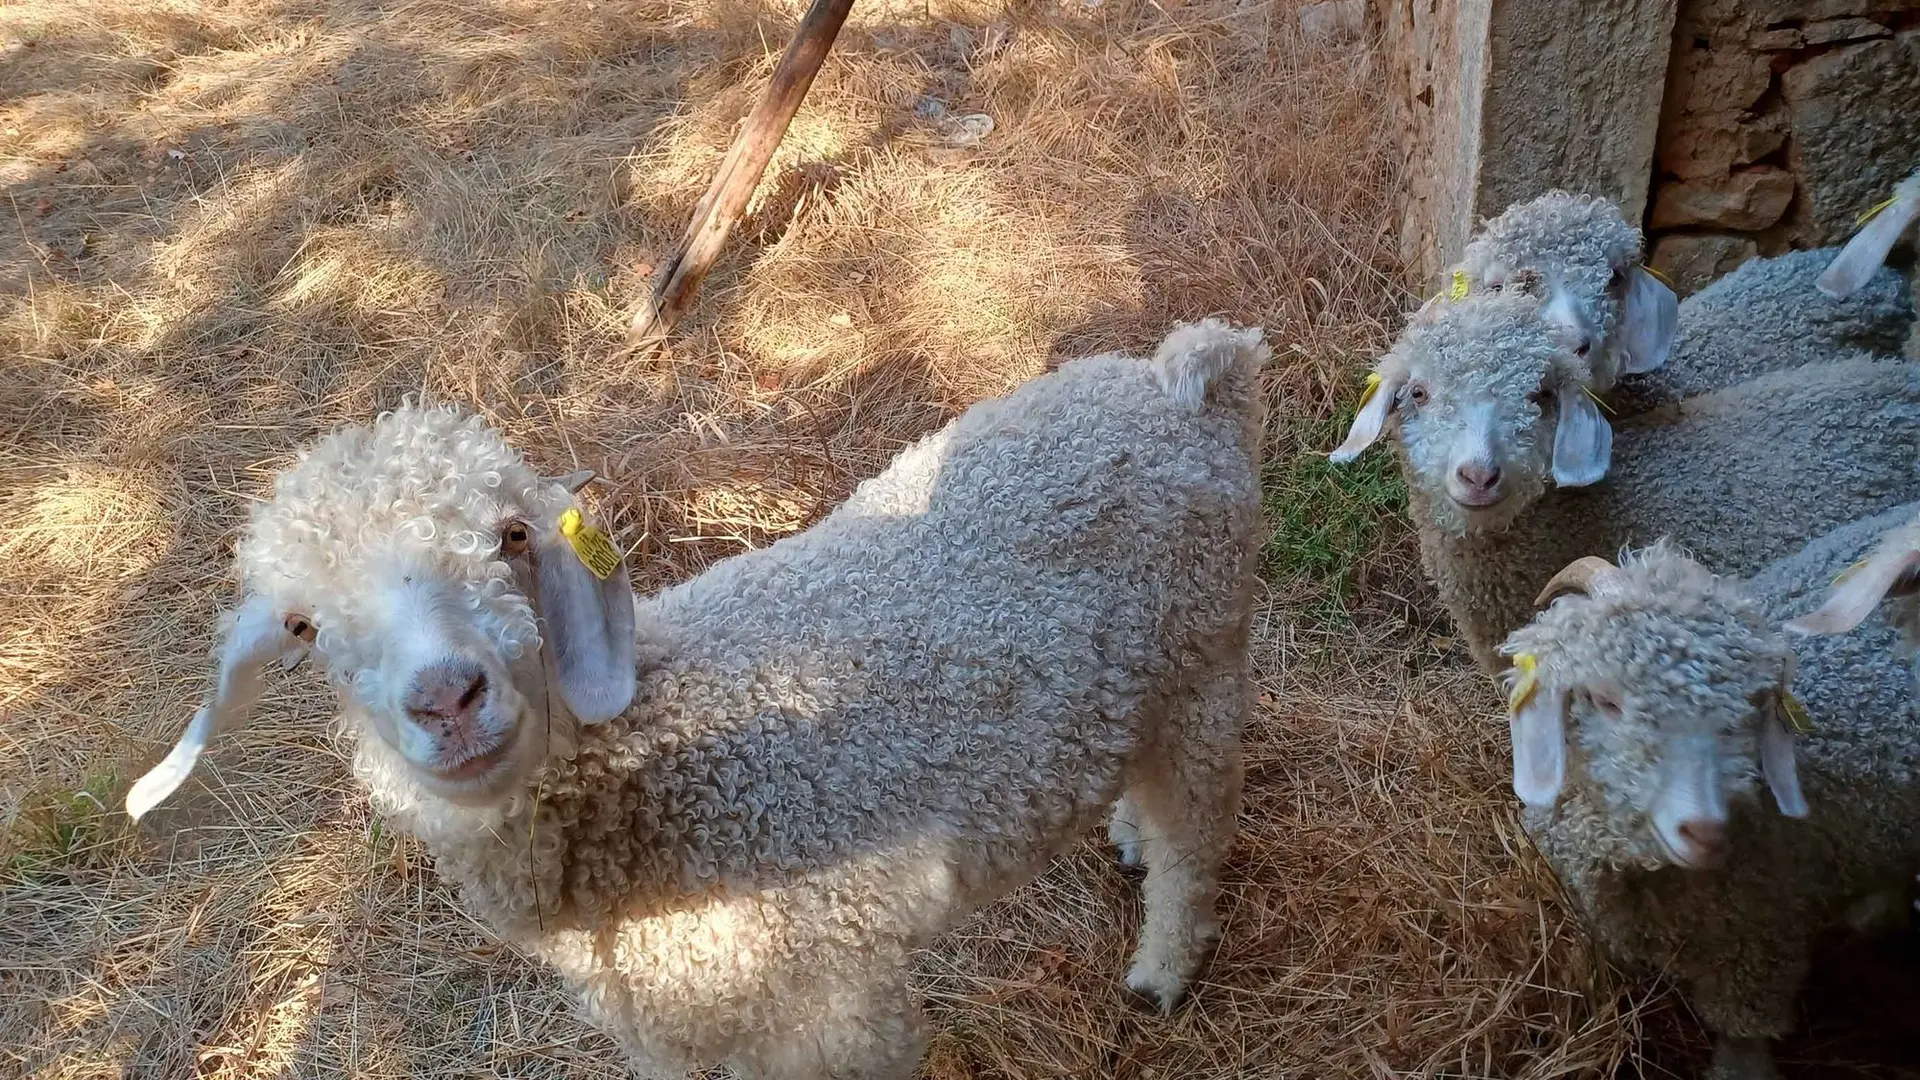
[1335,291,1920,671]
[1459,190,1914,415]
[1505,532,1920,1079]
[126,320,1270,1080]
[1459,190,1676,386]
[1610,246,1916,415]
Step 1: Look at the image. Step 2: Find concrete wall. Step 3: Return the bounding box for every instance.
[1383,0,1676,289]
[1380,0,1487,288]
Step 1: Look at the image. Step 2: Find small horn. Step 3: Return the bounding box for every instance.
[1535,556,1619,607]
[553,469,596,494]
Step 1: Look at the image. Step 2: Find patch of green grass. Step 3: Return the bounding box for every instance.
[4,771,123,885]
[1262,414,1407,622]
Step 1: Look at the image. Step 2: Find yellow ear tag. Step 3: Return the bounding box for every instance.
[1856,195,1900,228]
[1780,691,1814,735]
[1447,268,1470,302]
[1356,371,1384,410]
[1833,556,1871,585]
[1640,263,1675,288]
[1507,652,1540,714]
[559,507,620,581]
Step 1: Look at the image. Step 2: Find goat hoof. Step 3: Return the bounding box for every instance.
[1121,981,1179,1016]
[1121,966,1191,1016]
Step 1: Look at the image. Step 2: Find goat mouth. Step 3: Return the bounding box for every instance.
[433,737,513,782]
[1655,831,1725,871]
[1450,490,1507,510]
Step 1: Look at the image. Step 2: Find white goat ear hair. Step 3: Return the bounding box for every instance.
[1817,181,1920,300]
[125,595,309,822]
[1616,267,1676,375]
[1760,695,1809,818]
[1506,654,1567,809]
[1785,543,1920,636]
[1551,389,1612,487]
[1329,371,1398,462]
[535,505,638,725]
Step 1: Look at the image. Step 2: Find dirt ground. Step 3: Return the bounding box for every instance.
[1,0,1915,1076]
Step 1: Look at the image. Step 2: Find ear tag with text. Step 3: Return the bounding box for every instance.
[559,507,620,581]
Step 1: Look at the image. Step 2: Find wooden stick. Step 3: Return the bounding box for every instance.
[627,0,856,345]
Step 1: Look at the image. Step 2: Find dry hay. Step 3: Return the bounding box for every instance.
[0,0,1756,1075]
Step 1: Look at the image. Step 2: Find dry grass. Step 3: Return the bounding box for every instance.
[0,0,1740,1075]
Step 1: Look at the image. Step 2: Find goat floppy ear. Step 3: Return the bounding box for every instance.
[1817,183,1920,300]
[1505,653,1566,809]
[1616,267,1676,375]
[1552,390,1612,487]
[1785,543,1920,636]
[532,504,636,725]
[126,595,311,822]
[1329,372,1402,463]
[1509,683,1568,809]
[1758,699,1809,818]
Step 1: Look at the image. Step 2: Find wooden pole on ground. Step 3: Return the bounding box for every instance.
[626,0,856,346]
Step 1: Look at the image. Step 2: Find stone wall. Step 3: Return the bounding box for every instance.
[1647,0,1920,294]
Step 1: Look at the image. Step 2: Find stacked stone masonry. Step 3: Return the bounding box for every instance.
[1650,0,1920,295]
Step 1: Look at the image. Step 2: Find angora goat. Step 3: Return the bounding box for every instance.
[1506,535,1920,1080]
[1459,190,1913,415]
[124,319,1270,1079]
[1330,289,1920,671]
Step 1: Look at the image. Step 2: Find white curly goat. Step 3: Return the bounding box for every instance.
[124,319,1271,1080]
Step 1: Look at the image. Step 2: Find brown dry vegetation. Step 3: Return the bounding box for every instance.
[4,0,1906,1076]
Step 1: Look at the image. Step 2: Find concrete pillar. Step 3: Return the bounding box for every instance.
[1383,0,1679,288]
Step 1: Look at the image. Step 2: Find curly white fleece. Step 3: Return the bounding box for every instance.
[185,320,1270,1080]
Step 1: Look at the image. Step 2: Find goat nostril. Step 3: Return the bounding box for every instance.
[1455,464,1501,490]
[1575,340,1592,358]
[407,666,490,721]
[457,672,488,711]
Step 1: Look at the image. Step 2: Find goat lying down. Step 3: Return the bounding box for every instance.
[125,320,1270,1080]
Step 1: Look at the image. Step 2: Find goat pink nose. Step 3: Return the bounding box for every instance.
[1455,463,1501,490]
[407,664,488,721]
[1677,818,1725,854]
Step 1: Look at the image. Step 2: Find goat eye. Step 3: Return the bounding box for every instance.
[500,521,533,557]
[1407,383,1429,407]
[284,614,317,642]
[1588,688,1623,717]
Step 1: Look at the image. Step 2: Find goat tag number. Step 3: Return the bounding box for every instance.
[1507,652,1539,713]
[560,507,620,580]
